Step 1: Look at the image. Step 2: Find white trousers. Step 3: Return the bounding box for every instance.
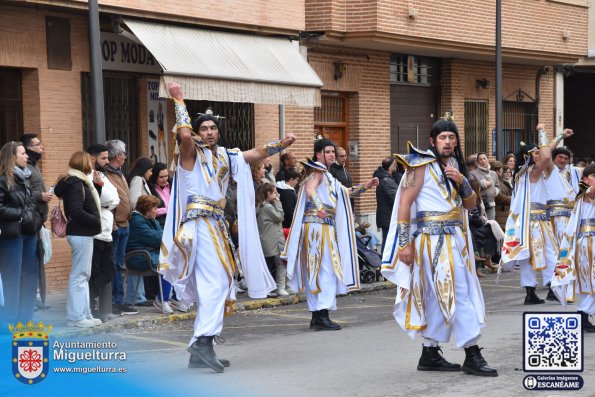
[305,255,339,312]
[420,250,482,348]
[577,293,595,315]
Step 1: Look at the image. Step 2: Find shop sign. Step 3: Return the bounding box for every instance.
[101,32,161,73]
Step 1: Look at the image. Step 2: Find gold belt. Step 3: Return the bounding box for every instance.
[418,208,462,223]
[546,200,575,209]
[186,195,225,216]
[579,225,595,234]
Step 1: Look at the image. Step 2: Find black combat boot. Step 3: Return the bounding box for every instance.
[188,354,230,369]
[546,288,560,302]
[462,345,498,377]
[187,336,225,373]
[524,287,545,305]
[309,311,318,330]
[579,311,595,333]
[417,346,461,371]
[312,309,342,331]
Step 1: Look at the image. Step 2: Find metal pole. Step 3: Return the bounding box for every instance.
[495,0,504,157]
[89,0,106,143]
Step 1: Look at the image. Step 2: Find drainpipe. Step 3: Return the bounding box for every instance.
[89,0,106,144]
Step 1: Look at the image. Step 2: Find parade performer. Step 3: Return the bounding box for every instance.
[551,164,595,332]
[382,114,497,377]
[282,137,378,331]
[501,125,571,304]
[544,138,580,302]
[159,83,295,373]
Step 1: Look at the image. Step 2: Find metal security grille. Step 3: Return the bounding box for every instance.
[503,101,537,156]
[0,68,23,145]
[81,73,139,166]
[390,55,435,85]
[314,95,345,123]
[186,100,254,151]
[464,100,488,155]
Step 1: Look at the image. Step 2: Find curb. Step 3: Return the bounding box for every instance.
[53,281,396,338]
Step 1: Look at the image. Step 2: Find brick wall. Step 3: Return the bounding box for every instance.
[306,0,588,59]
[441,59,556,158]
[24,0,305,33]
[0,5,93,292]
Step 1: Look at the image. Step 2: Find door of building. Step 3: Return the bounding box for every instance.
[314,93,349,158]
[390,85,438,154]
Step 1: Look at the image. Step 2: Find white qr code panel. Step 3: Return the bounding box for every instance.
[523,312,583,372]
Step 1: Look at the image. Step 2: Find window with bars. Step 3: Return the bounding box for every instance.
[314,95,345,123]
[390,55,436,85]
[464,100,488,155]
[502,101,537,156]
[186,100,254,151]
[81,73,139,167]
[0,68,23,145]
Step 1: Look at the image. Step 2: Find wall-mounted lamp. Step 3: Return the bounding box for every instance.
[333,61,346,80]
[408,6,418,20]
[476,78,490,89]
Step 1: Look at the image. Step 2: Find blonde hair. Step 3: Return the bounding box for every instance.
[0,141,23,189]
[250,160,265,185]
[69,151,94,174]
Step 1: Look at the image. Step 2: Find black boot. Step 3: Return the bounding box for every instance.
[462,345,498,377]
[188,353,230,369]
[312,309,342,331]
[524,287,545,305]
[546,288,560,302]
[309,311,318,330]
[580,311,595,333]
[187,336,225,373]
[417,346,461,371]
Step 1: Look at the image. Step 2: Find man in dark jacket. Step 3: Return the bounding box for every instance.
[275,151,298,182]
[275,168,300,228]
[330,147,353,188]
[20,133,52,310]
[374,156,399,252]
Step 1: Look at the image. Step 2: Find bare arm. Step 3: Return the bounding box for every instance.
[397,166,424,265]
[350,177,380,197]
[167,83,196,171]
[242,134,296,164]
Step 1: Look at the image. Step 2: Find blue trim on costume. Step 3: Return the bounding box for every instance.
[519,170,528,247]
[381,237,398,265]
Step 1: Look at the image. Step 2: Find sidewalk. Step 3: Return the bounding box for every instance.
[32,281,396,337]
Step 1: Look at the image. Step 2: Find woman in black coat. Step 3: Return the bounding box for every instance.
[0,141,42,329]
[54,151,102,328]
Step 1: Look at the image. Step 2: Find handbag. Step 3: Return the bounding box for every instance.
[50,199,67,238]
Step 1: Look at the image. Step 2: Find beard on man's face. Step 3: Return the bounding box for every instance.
[95,161,106,172]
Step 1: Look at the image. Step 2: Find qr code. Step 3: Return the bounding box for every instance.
[523,312,583,372]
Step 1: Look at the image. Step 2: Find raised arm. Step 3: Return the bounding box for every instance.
[242,134,296,164]
[168,82,196,171]
[350,177,379,197]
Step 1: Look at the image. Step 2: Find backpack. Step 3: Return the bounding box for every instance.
[50,199,67,238]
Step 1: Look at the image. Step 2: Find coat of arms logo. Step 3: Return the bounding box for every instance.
[9,321,52,385]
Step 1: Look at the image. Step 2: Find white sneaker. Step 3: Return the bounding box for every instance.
[285,286,297,294]
[153,298,174,314]
[234,279,246,293]
[67,319,96,328]
[88,317,102,326]
[169,300,190,313]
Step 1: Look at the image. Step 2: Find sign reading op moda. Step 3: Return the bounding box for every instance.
[100,32,161,74]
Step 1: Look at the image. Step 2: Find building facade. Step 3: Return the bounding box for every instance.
[0,0,588,291]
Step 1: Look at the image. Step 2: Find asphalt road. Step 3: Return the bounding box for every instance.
[9,272,592,397]
[55,271,593,397]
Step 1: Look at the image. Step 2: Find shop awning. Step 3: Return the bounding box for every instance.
[124,19,323,106]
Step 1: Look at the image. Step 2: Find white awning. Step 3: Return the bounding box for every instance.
[124,19,323,106]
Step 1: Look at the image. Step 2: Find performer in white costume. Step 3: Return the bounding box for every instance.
[501,125,573,304]
[382,115,497,377]
[551,163,595,333]
[159,83,296,373]
[282,137,378,331]
[544,144,580,302]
